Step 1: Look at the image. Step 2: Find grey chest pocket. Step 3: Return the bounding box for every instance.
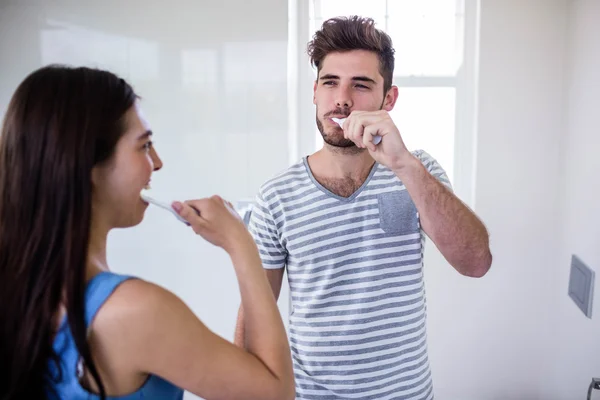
[377,191,419,235]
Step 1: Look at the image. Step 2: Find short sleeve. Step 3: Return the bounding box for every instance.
[247,192,287,270]
[413,149,453,191]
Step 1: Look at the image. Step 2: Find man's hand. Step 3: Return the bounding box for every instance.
[342,110,414,170]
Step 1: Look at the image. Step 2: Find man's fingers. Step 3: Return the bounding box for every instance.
[363,122,386,151]
[346,112,388,148]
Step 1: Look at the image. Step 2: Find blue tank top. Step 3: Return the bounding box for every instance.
[49,272,184,400]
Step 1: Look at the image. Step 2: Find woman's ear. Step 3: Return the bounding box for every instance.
[91,166,98,187]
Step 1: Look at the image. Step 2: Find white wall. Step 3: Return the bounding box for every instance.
[425,0,569,398]
[0,2,290,399]
[542,1,600,398]
[427,1,599,399]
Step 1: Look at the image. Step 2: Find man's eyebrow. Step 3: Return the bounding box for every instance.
[319,74,376,84]
[351,76,376,84]
[319,74,340,80]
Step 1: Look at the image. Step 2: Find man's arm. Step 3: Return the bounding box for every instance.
[394,153,492,277]
[234,192,288,346]
[235,268,285,347]
[342,110,492,278]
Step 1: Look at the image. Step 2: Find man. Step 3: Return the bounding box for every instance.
[235,16,492,400]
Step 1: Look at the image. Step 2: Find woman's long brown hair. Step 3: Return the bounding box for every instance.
[0,65,136,399]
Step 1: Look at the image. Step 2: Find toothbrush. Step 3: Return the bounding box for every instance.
[140,189,190,225]
[331,117,382,145]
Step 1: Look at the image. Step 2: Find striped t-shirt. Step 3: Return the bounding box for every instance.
[248,150,452,400]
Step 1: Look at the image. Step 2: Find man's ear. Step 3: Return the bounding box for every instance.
[382,85,399,112]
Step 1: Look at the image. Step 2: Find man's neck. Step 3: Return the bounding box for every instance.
[310,145,375,181]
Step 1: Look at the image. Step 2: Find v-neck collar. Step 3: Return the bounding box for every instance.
[302,156,379,203]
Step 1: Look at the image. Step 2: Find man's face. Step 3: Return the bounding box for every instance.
[313,49,397,148]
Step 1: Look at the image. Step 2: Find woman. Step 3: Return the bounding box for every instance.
[0,65,294,400]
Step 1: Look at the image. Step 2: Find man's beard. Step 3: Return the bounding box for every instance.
[316,107,355,148]
[316,101,385,148]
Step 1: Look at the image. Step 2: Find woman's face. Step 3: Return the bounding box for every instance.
[91,102,163,229]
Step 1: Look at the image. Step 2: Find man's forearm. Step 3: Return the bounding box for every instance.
[393,154,492,277]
